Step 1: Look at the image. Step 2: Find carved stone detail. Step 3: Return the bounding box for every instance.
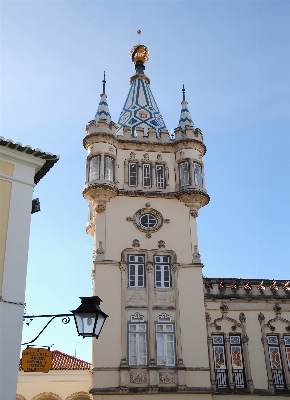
[142,153,150,161]
[154,292,174,303]
[95,204,106,213]
[132,239,140,247]
[159,372,175,384]
[127,292,145,302]
[119,263,127,273]
[129,152,136,160]
[157,154,162,161]
[158,240,165,248]
[130,371,147,384]
[190,210,198,218]
[96,241,105,254]
[172,264,180,274]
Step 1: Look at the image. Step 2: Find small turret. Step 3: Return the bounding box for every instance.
[95,72,112,125]
[178,84,194,132]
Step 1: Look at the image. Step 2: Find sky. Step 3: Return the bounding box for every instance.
[1,0,290,363]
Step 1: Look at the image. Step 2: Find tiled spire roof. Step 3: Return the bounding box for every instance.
[117,44,167,137]
[95,72,111,125]
[19,350,91,370]
[178,84,194,132]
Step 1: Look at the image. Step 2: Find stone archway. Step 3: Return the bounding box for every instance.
[16,395,27,400]
[31,393,63,400]
[65,392,91,400]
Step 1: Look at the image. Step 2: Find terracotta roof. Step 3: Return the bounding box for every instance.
[20,350,91,371]
[0,136,59,184]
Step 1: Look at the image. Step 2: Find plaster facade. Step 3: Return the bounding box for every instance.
[0,138,58,400]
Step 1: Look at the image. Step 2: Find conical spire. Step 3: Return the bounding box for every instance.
[178,84,194,132]
[117,42,167,137]
[95,72,111,125]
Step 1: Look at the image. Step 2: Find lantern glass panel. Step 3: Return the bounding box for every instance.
[74,313,96,336]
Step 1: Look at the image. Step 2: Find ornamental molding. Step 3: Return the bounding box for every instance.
[210,303,244,331]
[159,372,175,384]
[16,395,27,400]
[263,303,290,332]
[83,132,207,156]
[65,392,91,400]
[31,393,62,400]
[127,204,164,235]
[130,312,145,322]
[130,371,147,384]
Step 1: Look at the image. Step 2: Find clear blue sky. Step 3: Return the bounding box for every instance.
[1,1,289,362]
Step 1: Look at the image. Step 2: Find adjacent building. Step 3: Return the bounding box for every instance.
[82,43,290,399]
[0,137,59,400]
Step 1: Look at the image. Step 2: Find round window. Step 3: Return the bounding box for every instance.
[139,213,158,229]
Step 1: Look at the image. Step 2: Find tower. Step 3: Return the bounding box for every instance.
[83,42,211,397]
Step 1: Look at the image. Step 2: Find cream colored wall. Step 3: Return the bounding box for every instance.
[104,196,193,264]
[17,370,90,400]
[179,266,210,369]
[0,148,46,400]
[93,262,122,368]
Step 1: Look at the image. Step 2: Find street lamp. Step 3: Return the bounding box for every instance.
[71,296,108,339]
[22,296,108,345]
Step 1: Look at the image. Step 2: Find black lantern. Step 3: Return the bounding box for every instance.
[71,296,108,338]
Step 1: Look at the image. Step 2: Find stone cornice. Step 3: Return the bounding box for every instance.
[83,182,210,203]
[83,132,206,155]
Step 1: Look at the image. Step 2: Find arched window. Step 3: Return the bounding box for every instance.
[194,162,203,187]
[178,160,190,187]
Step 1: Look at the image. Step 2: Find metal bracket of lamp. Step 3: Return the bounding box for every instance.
[22,296,108,345]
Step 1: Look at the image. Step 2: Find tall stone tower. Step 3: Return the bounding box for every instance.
[83,42,211,397]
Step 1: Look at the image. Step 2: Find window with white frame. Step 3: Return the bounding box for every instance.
[154,255,171,288]
[212,335,228,388]
[128,255,145,287]
[156,322,175,366]
[128,162,138,186]
[179,161,190,187]
[267,335,285,389]
[156,164,165,189]
[104,155,114,182]
[230,335,246,388]
[142,163,151,188]
[88,155,101,181]
[194,162,203,187]
[128,323,148,366]
[285,335,290,370]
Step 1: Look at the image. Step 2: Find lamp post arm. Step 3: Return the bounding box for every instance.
[22,314,73,346]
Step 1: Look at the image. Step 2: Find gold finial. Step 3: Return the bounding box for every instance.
[137,30,141,44]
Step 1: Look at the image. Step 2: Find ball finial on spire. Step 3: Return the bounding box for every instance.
[129,31,149,65]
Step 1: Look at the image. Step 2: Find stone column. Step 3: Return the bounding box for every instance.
[147,258,158,388]
[241,334,254,393]
[175,161,179,190]
[165,165,169,188]
[172,264,186,388]
[258,313,275,393]
[205,313,216,390]
[124,160,128,185]
[225,334,234,389]
[100,153,104,181]
[151,163,156,190]
[138,162,142,188]
[189,159,194,186]
[119,262,128,388]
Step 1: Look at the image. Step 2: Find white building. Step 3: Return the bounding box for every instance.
[0,137,59,400]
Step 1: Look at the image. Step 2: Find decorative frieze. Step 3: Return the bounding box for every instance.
[154,291,174,303]
[127,291,146,302]
[130,371,147,384]
[159,372,175,384]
